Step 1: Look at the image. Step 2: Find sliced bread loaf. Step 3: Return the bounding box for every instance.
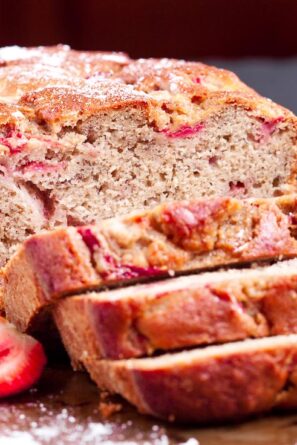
[4,195,297,332]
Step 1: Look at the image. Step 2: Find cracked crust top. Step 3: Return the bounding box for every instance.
[20,81,149,126]
[0,45,294,131]
[118,58,296,129]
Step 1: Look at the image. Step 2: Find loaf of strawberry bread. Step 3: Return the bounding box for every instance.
[54,258,297,367]
[3,194,297,333]
[0,45,296,266]
[2,45,297,425]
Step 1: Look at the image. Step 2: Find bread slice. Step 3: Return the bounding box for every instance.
[85,334,297,423]
[54,258,297,367]
[4,194,297,332]
[0,46,296,266]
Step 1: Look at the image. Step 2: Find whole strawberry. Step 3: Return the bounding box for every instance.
[0,317,46,397]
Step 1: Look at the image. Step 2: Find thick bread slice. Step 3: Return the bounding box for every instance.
[0,46,297,267]
[54,259,297,366]
[85,335,297,423]
[4,195,297,332]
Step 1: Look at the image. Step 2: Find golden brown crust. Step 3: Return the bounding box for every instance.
[0,46,293,131]
[20,81,148,126]
[86,335,297,423]
[0,45,142,127]
[0,46,131,109]
[117,58,296,130]
[0,103,25,126]
[119,58,255,95]
[3,194,297,333]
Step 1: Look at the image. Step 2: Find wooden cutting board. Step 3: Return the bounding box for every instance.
[1,365,297,445]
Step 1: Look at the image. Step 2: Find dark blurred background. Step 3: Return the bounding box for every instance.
[0,0,296,111]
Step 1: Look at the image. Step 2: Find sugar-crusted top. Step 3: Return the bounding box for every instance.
[118,58,295,129]
[20,80,148,126]
[119,58,252,93]
[0,45,294,131]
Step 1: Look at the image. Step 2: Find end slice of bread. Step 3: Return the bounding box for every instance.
[86,334,297,423]
[54,258,297,366]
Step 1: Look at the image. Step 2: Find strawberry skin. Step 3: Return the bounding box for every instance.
[0,318,46,397]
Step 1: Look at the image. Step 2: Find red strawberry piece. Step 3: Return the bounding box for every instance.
[0,317,46,397]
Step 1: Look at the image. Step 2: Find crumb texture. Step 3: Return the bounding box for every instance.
[0,45,295,266]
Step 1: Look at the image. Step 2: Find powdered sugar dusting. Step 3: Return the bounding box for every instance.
[0,366,200,444]
[21,78,148,121]
[0,45,289,131]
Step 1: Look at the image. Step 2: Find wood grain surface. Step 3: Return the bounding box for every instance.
[1,365,297,445]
